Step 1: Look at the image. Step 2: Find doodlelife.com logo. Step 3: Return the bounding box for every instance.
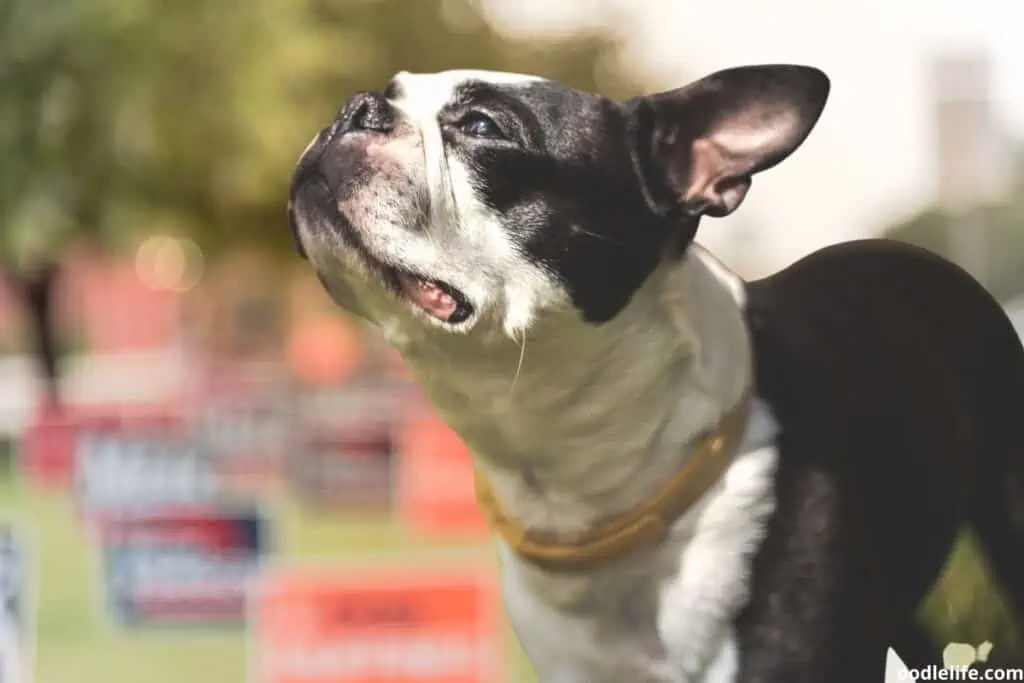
[886,641,1023,681]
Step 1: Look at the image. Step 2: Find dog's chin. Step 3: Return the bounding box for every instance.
[319,253,477,330]
[317,233,476,329]
[295,196,476,329]
[326,248,477,329]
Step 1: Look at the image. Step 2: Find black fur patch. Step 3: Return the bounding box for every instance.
[450,81,698,323]
[734,239,1024,681]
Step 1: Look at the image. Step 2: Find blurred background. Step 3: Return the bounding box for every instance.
[0,0,1022,681]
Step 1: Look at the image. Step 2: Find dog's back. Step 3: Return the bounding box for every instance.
[739,238,1024,673]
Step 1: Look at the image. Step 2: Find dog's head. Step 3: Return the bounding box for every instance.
[289,65,828,344]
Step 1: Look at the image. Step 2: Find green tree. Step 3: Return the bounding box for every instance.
[883,157,1024,303]
[0,0,152,400]
[0,0,641,400]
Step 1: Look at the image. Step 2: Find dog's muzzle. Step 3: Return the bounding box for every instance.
[287,93,476,326]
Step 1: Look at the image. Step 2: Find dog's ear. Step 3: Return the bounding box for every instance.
[626,64,829,219]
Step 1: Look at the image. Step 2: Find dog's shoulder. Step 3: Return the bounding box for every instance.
[743,238,1001,333]
[745,238,998,372]
[733,236,1018,542]
[740,239,976,442]
[743,237,1014,397]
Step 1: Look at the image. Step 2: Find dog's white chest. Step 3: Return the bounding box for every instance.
[500,559,685,683]
[499,444,779,683]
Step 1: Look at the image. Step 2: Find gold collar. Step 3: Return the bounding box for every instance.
[473,390,753,571]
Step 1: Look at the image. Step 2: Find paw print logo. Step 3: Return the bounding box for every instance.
[943,641,994,670]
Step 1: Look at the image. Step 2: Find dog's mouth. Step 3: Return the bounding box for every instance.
[392,269,473,325]
[289,171,475,326]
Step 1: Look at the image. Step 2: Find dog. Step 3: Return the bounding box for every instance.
[287,64,1024,682]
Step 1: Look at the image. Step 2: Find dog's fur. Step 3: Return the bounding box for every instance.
[288,65,1024,682]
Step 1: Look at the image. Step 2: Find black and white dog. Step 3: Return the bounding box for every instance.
[288,65,1024,682]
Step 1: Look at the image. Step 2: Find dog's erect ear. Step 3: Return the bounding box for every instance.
[626,64,829,219]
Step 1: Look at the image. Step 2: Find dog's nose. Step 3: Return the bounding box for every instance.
[332,91,394,138]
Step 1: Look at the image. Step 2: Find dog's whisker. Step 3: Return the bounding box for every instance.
[509,329,528,395]
[575,227,624,245]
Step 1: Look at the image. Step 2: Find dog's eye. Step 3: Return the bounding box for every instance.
[457,112,505,140]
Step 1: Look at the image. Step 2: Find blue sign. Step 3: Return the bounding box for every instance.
[99,506,268,628]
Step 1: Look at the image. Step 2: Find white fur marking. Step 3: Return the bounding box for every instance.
[499,443,779,683]
[657,446,778,680]
[441,253,766,683]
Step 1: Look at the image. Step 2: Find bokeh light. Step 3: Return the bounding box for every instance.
[134,236,204,293]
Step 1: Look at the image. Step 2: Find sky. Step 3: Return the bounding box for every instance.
[484,0,1024,275]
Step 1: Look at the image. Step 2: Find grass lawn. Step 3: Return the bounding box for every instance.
[0,443,1017,682]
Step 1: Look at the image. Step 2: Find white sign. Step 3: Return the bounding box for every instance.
[0,525,31,683]
[75,431,221,516]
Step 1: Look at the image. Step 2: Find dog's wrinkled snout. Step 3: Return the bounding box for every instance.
[290,91,401,200]
[334,91,395,137]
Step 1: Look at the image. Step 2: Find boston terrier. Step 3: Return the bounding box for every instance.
[287,65,1024,682]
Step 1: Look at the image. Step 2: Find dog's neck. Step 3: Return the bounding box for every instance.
[391,246,752,535]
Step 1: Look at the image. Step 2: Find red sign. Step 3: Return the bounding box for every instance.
[252,564,504,683]
[394,409,489,539]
